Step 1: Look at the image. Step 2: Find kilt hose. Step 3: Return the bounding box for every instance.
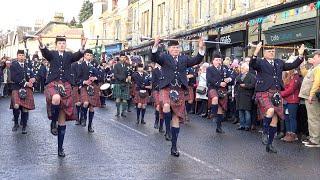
[45,81,76,121]
[160,87,186,123]
[80,84,101,107]
[112,83,130,100]
[10,88,35,110]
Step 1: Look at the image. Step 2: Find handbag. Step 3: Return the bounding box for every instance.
[271,92,282,107]
[196,86,207,95]
[54,84,67,97]
[87,85,95,96]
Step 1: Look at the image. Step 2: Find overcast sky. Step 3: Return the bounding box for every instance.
[0,0,86,31]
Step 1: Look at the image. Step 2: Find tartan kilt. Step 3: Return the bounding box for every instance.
[130,83,136,97]
[208,89,228,111]
[134,90,149,104]
[10,88,35,110]
[80,84,101,107]
[72,86,81,104]
[185,86,194,101]
[112,84,130,100]
[44,81,76,121]
[152,90,161,107]
[256,91,284,120]
[160,87,186,123]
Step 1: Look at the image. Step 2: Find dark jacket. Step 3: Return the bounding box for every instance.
[249,56,303,92]
[0,68,3,82]
[37,64,47,79]
[151,67,162,91]
[132,72,149,91]
[206,65,229,90]
[113,62,128,84]
[151,50,204,89]
[235,72,256,110]
[77,61,102,86]
[40,47,83,84]
[10,61,35,90]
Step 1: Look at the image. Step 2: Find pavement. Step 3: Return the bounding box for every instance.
[0,94,319,179]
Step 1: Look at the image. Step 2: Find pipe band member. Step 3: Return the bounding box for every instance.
[250,42,305,153]
[10,49,36,134]
[151,36,205,157]
[39,35,87,157]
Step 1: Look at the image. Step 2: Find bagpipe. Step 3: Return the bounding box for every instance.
[19,67,35,99]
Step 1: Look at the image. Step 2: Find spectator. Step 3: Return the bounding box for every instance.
[281,69,301,142]
[195,63,209,117]
[2,60,12,97]
[235,63,256,131]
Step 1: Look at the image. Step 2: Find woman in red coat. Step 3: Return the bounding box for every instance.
[280,69,302,142]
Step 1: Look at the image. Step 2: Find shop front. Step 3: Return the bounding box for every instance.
[206,30,247,60]
[264,17,316,59]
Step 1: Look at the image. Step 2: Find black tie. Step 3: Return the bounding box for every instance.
[59,55,63,59]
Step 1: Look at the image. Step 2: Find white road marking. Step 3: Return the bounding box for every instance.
[108,118,148,137]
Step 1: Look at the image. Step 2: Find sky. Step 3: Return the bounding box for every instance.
[0,0,86,31]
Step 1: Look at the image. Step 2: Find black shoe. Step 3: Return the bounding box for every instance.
[266,144,277,153]
[121,112,126,117]
[237,127,245,130]
[12,124,19,132]
[154,123,159,129]
[141,120,146,124]
[171,147,180,157]
[75,120,81,125]
[244,127,250,131]
[22,127,27,134]
[50,122,58,136]
[200,113,207,118]
[58,149,66,157]
[262,133,268,145]
[159,128,165,133]
[127,109,131,112]
[216,128,225,134]
[232,119,239,124]
[88,126,94,133]
[115,113,120,117]
[81,119,86,127]
[165,133,172,141]
[136,119,140,124]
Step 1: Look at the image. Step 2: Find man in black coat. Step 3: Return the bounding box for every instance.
[37,60,48,93]
[235,63,256,131]
[151,36,205,157]
[10,50,36,134]
[206,54,232,133]
[39,35,86,157]
[250,42,305,153]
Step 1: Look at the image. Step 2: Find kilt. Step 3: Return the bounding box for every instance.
[112,83,130,100]
[80,84,101,107]
[208,89,228,111]
[45,81,75,121]
[185,86,194,101]
[256,91,284,120]
[130,83,136,97]
[133,90,149,104]
[160,87,186,123]
[10,88,35,110]
[152,90,161,107]
[72,86,81,104]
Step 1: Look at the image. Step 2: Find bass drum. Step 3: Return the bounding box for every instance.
[100,83,112,97]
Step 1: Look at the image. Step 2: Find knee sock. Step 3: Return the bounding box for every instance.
[268,126,277,145]
[210,104,218,117]
[57,125,66,151]
[81,107,88,121]
[171,127,180,148]
[13,109,20,124]
[88,111,94,128]
[216,114,223,129]
[21,111,28,128]
[141,108,146,120]
[51,104,60,125]
[76,105,81,121]
[164,112,172,134]
[116,102,120,114]
[155,110,159,125]
[136,108,141,120]
[121,101,127,113]
[263,117,272,135]
[159,119,164,130]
